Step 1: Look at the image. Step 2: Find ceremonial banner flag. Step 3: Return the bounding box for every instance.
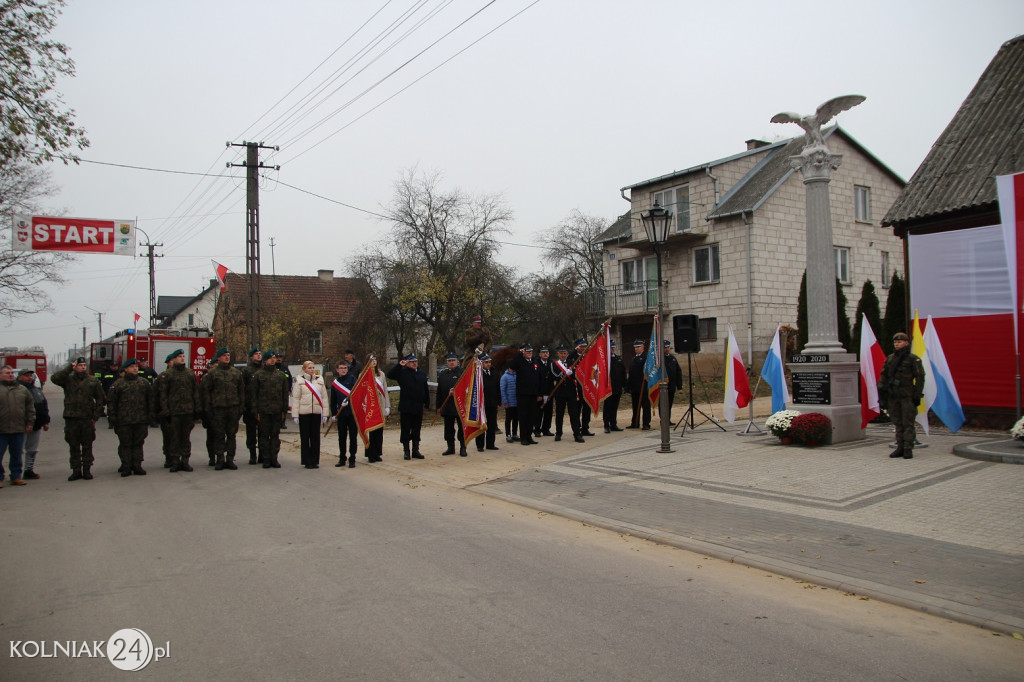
[643,317,662,408]
[911,311,930,435]
[996,172,1024,358]
[452,358,486,442]
[578,322,612,414]
[923,315,966,433]
[12,214,136,255]
[349,364,385,446]
[858,314,886,428]
[212,260,229,291]
[723,326,752,423]
[759,324,790,414]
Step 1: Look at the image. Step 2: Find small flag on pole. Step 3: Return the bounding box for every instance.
[759,324,790,414]
[922,316,966,433]
[858,314,886,428]
[723,326,752,423]
[212,260,229,291]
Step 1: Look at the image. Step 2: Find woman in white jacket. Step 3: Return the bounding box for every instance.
[292,361,327,468]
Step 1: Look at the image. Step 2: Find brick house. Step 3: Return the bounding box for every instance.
[213,269,376,366]
[590,127,906,369]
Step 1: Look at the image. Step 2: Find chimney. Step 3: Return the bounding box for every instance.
[317,269,334,282]
[745,139,770,150]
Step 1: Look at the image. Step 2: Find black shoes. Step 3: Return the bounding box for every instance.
[889,448,904,458]
[132,465,147,476]
[442,446,456,455]
[609,426,623,432]
[411,452,424,459]
[23,469,40,480]
[336,459,346,467]
[903,451,914,459]
[486,446,500,451]
[582,430,596,437]
[68,469,82,481]
[82,467,93,480]
[574,436,585,443]
[179,463,193,472]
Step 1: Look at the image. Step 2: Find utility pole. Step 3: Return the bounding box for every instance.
[85,306,103,340]
[137,227,163,328]
[269,236,277,277]
[227,141,279,349]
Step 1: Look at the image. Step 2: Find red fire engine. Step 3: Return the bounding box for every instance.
[90,328,216,381]
[0,346,48,385]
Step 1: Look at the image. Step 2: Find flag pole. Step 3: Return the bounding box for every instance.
[738,375,764,435]
[545,319,611,402]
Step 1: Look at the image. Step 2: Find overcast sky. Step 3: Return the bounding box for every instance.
[4,0,1022,358]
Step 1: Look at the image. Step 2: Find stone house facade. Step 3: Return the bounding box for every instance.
[590,127,906,370]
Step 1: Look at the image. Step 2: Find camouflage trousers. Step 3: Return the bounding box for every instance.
[887,397,919,452]
[64,417,96,469]
[115,424,149,467]
[257,413,283,464]
[208,408,241,460]
[165,414,195,465]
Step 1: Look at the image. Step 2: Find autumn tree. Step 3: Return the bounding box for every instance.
[882,271,907,354]
[852,279,882,358]
[0,0,89,166]
[350,168,517,360]
[0,160,74,319]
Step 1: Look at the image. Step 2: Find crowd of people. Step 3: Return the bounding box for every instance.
[0,316,694,483]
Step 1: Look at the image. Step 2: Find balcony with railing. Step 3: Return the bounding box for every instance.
[583,281,660,318]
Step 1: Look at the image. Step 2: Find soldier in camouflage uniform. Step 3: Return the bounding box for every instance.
[157,349,199,472]
[249,350,289,469]
[152,354,173,468]
[240,347,263,465]
[879,332,926,460]
[199,347,245,470]
[107,358,155,476]
[51,357,106,481]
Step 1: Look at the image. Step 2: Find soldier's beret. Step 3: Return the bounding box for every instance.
[445,352,459,360]
[264,349,277,359]
[165,348,184,364]
[73,357,87,365]
[215,347,230,359]
[404,353,418,361]
[249,346,261,357]
[893,333,909,342]
[120,358,139,371]
[555,344,568,352]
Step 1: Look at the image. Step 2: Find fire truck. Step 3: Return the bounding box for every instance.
[89,328,216,381]
[0,346,48,384]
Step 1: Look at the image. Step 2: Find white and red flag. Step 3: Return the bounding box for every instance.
[858,313,886,428]
[212,260,229,291]
[723,326,752,423]
[577,322,612,414]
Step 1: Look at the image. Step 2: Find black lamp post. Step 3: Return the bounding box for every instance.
[641,200,674,453]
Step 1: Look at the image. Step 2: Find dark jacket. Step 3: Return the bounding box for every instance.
[879,348,925,406]
[51,364,105,419]
[387,364,429,414]
[664,352,683,393]
[482,367,501,407]
[21,381,50,431]
[199,362,245,412]
[250,365,290,415]
[628,352,648,394]
[550,358,578,400]
[0,380,34,434]
[436,366,463,417]
[157,364,199,416]
[508,352,544,397]
[610,355,626,395]
[329,371,357,417]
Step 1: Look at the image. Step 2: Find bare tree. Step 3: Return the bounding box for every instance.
[0,160,75,320]
[537,209,608,295]
[350,168,516,359]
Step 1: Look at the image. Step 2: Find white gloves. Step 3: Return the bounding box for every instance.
[331,416,337,423]
[292,417,299,424]
[321,416,328,425]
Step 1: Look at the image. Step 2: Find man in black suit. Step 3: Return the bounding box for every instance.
[507,345,544,445]
[387,354,429,460]
[627,340,651,430]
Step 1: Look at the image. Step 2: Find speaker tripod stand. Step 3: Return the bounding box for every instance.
[674,351,726,436]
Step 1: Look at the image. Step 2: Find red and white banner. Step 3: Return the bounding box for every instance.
[12,214,136,256]
[578,323,612,414]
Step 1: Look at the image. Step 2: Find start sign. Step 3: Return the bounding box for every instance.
[12,214,136,256]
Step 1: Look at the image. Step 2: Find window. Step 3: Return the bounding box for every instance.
[653,185,690,233]
[187,313,194,325]
[621,260,641,291]
[693,244,720,284]
[307,331,322,355]
[621,257,656,293]
[881,252,891,287]
[699,317,717,341]
[854,186,871,222]
[835,247,851,285]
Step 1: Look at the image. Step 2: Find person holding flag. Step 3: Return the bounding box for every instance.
[567,339,596,436]
[643,321,662,416]
[879,332,925,459]
[436,353,467,457]
[346,355,388,462]
[364,357,389,463]
[627,340,651,430]
[330,360,358,468]
[474,354,500,452]
[550,345,584,443]
[292,360,327,469]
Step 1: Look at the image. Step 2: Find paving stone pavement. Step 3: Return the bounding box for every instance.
[470,423,1024,635]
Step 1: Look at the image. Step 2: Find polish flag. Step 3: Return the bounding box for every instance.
[212,260,229,291]
[858,314,886,428]
[723,326,752,423]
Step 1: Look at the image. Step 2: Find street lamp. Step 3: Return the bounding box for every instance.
[641,199,674,454]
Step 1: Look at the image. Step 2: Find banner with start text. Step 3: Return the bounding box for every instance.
[12,214,136,256]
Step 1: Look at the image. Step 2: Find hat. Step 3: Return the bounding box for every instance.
[893,332,909,342]
[522,344,533,352]
[120,358,139,371]
[664,340,672,347]
[539,345,550,352]
[610,340,616,347]
[345,349,355,355]
[480,354,492,362]
[215,347,230,359]
[445,352,459,360]
[73,357,87,365]
[264,350,277,359]
[18,369,34,377]
[633,339,644,347]
[404,353,418,362]
[574,339,586,347]
[165,348,184,364]
[249,346,261,357]
[555,344,568,352]
[472,315,482,322]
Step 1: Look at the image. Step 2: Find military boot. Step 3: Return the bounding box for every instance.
[215,454,225,471]
[224,456,238,470]
[132,464,147,476]
[903,450,914,459]
[249,449,258,465]
[208,454,216,467]
[179,459,194,472]
[169,458,182,473]
[889,447,904,458]
[348,454,356,469]
[82,466,93,480]
[68,468,82,481]
[403,443,411,460]
[411,442,424,459]
[458,445,468,457]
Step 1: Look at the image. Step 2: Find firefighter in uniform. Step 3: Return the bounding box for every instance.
[199,347,245,470]
[436,353,467,457]
[51,357,105,481]
[604,340,626,432]
[388,354,429,460]
[567,339,596,436]
[157,349,199,472]
[536,346,554,437]
[550,345,584,443]
[107,358,155,476]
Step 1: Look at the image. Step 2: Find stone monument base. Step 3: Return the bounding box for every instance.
[788,354,864,444]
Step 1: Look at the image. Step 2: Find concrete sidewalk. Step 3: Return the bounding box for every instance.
[455,421,1024,636]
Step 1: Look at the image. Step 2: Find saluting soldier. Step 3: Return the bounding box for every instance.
[436,353,467,457]
[107,358,155,477]
[508,344,543,445]
[51,357,105,481]
[249,350,290,469]
[199,347,245,470]
[240,347,263,465]
[550,345,584,443]
[157,349,199,472]
[879,332,926,460]
[388,354,430,460]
